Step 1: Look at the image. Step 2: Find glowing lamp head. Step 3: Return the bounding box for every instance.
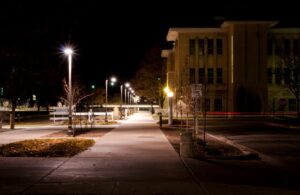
[125,83,130,88]
[167,91,174,98]
[164,86,170,94]
[64,47,73,55]
[110,77,117,83]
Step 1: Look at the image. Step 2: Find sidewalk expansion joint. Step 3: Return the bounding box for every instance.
[18,157,72,194]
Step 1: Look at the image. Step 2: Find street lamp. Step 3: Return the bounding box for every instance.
[167,91,174,125]
[124,83,130,105]
[120,85,123,105]
[105,76,117,122]
[64,47,73,135]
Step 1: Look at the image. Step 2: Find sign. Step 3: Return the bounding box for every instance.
[190,84,202,98]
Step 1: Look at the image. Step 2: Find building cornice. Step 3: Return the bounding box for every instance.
[269,28,300,34]
[167,28,224,41]
[221,21,278,28]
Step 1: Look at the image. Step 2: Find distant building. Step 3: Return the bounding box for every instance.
[162,21,299,113]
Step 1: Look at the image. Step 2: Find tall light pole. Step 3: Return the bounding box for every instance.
[64,47,73,134]
[120,84,123,105]
[164,87,173,125]
[124,83,130,105]
[120,84,123,119]
[167,91,174,125]
[105,77,116,122]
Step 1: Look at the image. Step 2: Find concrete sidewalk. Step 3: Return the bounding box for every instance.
[0,112,206,194]
[2,112,298,194]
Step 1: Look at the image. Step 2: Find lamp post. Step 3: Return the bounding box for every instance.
[64,47,73,134]
[120,84,123,119]
[164,87,173,125]
[124,83,130,105]
[167,91,174,125]
[105,77,116,122]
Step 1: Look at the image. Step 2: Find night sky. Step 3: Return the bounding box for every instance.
[1,1,300,88]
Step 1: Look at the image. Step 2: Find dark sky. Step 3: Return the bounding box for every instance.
[1,0,300,88]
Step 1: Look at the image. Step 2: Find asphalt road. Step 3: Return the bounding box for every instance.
[193,118,300,186]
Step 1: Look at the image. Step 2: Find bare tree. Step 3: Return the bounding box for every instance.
[60,79,94,110]
[131,46,165,105]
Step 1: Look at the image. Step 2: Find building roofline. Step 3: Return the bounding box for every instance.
[269,28,300,33]
[167,28,223,41]
[221,21,278,28]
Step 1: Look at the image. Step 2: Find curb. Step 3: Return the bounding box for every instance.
[205,133,260,159]
[269,122,300,130]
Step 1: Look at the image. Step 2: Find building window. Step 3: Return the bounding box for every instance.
[275,40,282,55]
[214,98,222,112]
[217,39,223,55]
[207,39,214,55]
[189,39,195,55]
[189,68,195,84]
[275,68,281,84]
[267,68,272,84]
[293,39,299,55]
[267,39,273,55]
[217,68,223,84]
[284,68,291,84]
[207,68,214,83]
[204,98,210,112]
[284,39,290,55]
[198,39,205,55]
[288,99,296,111]
[199,68,205,84]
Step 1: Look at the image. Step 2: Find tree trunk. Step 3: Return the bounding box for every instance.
[10,100,16,129]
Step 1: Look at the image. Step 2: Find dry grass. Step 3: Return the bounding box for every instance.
[43,128,113,138]
[0,138,95,157]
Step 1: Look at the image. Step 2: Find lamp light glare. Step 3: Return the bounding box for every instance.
[64,48,73,55]
[167,91,174,97]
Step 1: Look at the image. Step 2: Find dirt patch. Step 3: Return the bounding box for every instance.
[43,128,113,138]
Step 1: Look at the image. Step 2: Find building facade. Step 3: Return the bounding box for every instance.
[162,21,299,113]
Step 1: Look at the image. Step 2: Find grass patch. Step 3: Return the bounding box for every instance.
[0,138,95,157]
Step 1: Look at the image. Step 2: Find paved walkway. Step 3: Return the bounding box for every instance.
[0,112,205,194]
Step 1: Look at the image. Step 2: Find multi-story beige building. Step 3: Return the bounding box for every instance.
[162,21,299,113]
